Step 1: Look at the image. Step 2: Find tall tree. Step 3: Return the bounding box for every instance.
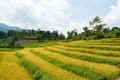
[67,29,78,40]
[44,31,51,40]
[83,26,90,37]
[89,16,106,39]
[58,33,65,40]
[7,30,17,37]
[109,27,120,38]
[51,31,58,40]
[0,31,7,39]
[90,16,106,33]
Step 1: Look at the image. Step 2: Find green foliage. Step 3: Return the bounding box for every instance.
[58,33,65,40]
[0,31,7,39]
[0,16,120,43]
[0,48,20,52]
[0,37,24,49]
[15,52,51,80]
[86,16,106,39]
[106,27,120,38]
[80,17,119,40]
[31,50,105,80]
[51,31,59,40]
[24,43,40,48]
[8,37,15,47]
[67,29,78,40]
[83,26,90,37]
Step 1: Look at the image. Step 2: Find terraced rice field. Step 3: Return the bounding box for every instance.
[0,38,120,80]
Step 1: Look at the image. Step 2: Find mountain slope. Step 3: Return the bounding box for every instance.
[0,23,21,31]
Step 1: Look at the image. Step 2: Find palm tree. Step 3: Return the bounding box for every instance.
[89,16,106,34]
[89,16,106,39]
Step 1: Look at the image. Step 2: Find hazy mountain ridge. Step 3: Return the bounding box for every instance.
[0,23,21,31]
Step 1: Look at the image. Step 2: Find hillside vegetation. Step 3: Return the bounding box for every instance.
[0,17,120,49]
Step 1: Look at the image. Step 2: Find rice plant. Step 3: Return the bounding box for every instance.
[18,49,86,80]
[33,48,120,80]
[45,47,120,65]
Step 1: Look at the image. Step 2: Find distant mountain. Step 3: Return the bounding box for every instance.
[0,23,22,32]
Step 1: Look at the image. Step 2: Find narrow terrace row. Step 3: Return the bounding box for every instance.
[67,44,120,51]
[54,46,120,57]
[33,48,120,80]
[16,52,51,80]
[18,49,86,80]
[45,47,120,65]
[31,50,105,80]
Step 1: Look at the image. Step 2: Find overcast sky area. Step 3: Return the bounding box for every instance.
[0,0,120,34]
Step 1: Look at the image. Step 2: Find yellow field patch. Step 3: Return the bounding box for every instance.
[0,52,32,80]
[0,62,32,80]
[2,52,18,62]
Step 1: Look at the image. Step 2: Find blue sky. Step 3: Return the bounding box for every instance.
[68,0,117,22]
[0,0,120,34]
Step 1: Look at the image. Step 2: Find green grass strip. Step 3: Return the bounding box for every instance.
[45,47,119,65]
[0,48,21,52]
[15,52,51,80]
[31,50,106,80]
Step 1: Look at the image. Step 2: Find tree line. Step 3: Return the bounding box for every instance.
[0,16,120,48]
[0,29,65,48]
[0,29,65,40]
[67,16,120,40]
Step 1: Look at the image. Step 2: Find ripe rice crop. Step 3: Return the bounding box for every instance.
[0,62,32,80]
[1,38,120,80]
[67,38,120,46]
[55,46,120,57]
[31,50,105,80]
[0,52,31,80]
[45,47,120,65]
[33,48,120,80]
[18,49,86,80]
[97,38,120,43]
[67,44,120,51]
[16,52,51,80]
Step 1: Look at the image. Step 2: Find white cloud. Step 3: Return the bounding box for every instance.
[57,21,88,36]
[68,21,86,33]
[104,0,120,27]
[0,0,70,30]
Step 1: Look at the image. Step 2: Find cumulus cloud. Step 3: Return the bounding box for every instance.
[104,0,120,27]
[0,0,70,30]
